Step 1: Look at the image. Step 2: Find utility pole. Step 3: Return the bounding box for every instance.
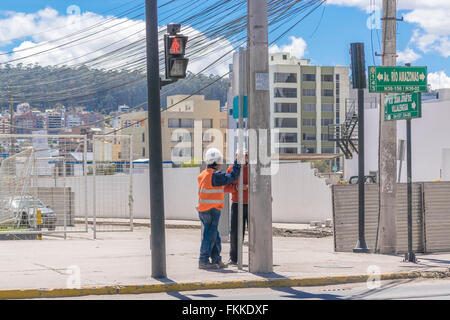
[378,0,397,254]
[145,0,167,278]
[247,0,273,273]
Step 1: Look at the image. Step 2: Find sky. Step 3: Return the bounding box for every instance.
[0,0,448,89]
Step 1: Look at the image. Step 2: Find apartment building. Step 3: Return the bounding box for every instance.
[161,95,227,163]
[269,52,350,156]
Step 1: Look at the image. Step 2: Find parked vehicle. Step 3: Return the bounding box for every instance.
[348,175,377,184]
[9,197,57,231]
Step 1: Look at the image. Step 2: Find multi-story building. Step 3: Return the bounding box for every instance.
[116,95,227,163]
[66,114,82,128]
[80,112,104,128]
[161,95,227,163]
[46,110,63,134]
[15,111,45,134]
[268,52,350,157]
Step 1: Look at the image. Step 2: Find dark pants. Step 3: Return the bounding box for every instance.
[198,208,222,265]
[230,202,248,263]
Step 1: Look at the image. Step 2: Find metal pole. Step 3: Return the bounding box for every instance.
[405,119,415,262]
[354,89,369,252]
[404,62,416,262]
[237,48,244,270]
[93,137,97,240]
[247,0,273,273]
[378,0,398,254]
[145,0,167,278]
[129,135,134,232]
[84,135,88,233]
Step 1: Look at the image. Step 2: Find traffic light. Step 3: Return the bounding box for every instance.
[164,24,189,80]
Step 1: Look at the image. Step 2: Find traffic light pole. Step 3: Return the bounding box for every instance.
[145,0,167,278]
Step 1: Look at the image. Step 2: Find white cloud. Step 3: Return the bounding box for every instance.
[428,71,450,90]
[0,8,233,75]
[397,47,421,64]
[269,36,307,59]
[327,0,450,58]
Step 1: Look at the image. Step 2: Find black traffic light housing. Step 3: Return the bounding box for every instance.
[350,43,366,89]
[165,24,189,81]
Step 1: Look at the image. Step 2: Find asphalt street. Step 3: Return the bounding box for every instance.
[33,278,450,300]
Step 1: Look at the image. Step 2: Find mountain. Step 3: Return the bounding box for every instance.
[0,64,229,113]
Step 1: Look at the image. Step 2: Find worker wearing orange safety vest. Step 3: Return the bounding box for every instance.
[197,148,240,270]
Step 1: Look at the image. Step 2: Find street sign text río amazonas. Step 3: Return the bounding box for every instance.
[369,66,427,93]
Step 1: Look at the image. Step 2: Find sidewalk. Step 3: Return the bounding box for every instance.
[0,225,450,299]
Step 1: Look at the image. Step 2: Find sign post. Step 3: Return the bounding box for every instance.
[384,90,422,263]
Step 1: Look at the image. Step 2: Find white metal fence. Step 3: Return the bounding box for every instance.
[0,134,133,239]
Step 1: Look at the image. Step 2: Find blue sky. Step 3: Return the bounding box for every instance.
[0,0,448,88]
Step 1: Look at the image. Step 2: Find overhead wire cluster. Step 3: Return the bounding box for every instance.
[0,0,326,131]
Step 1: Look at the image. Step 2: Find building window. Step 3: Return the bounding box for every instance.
[274,72,297,83]
[321,118,334,126]
[277,133,297,143]
[336,74,340,81]
[220,119,227,128]
[302,133,316,141]
[321,134,331,141]
[302,89,316,96]
[274,88,297,98]
[322,89,334,97]
[282,54,287,60]
[168,118,179,128]
[271,56,274,61]
[274,118,297,128]
[142,148,145,157]
[322,147,335,154]
[302,118,316,126]
[278,147,297,154]
[321,74,334,82]
[303,104,316,112]
[302,74,316,82]
[180,119,194,128]
[274,103,297,113]
[202,119,213,128]
[322,104,334,112]
[142,133,145,142]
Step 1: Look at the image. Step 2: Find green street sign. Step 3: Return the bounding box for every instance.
[369,66,427,93]
[384,92,422,121]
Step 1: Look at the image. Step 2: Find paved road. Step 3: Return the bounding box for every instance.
[35,278,450,300]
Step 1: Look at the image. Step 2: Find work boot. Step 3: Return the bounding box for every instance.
[215,261,228,269]
[199,262,219,270]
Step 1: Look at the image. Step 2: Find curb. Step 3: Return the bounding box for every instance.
[2,268,450,300]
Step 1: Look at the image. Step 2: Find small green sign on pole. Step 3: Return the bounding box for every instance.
[369,66,427,93]
[384,92,422,121]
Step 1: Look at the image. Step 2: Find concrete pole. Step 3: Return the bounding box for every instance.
[247,0,273,273]
[378,0,397,253]
[145,0,167,278]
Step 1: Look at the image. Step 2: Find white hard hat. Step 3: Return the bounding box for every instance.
[235,148,248,156]
[205,148,223,165]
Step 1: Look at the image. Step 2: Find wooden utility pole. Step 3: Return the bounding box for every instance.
[378,0,397,253]
[247,0,273,273]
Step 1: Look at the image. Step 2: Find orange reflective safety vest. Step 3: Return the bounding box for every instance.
[198,168,225,212]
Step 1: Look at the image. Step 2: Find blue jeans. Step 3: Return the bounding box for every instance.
[198,208,222,265]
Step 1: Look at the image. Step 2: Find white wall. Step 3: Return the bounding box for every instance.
[344,93,450,183]
[47,163,332,223]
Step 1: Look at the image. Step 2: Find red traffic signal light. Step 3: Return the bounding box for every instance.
[168,36,187,55]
